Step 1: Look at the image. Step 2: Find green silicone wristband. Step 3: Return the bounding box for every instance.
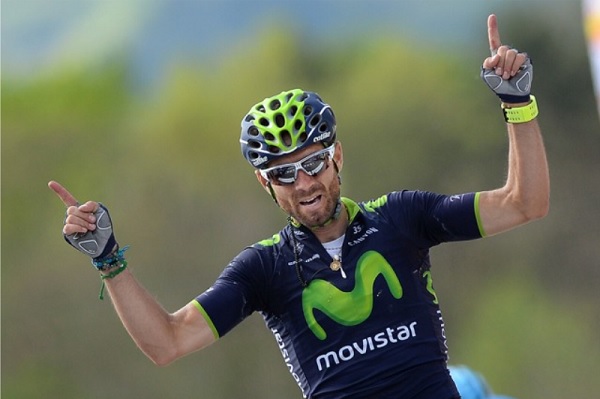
[501,95,538,124]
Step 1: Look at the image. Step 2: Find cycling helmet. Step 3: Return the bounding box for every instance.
[240,89,336,169]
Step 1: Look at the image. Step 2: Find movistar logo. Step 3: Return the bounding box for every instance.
[302,251,403,340]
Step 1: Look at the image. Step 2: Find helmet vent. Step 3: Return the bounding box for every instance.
[298,132,308,143]
[304,105,313,115]
[264,132,275,141]
[256,105,266,112]
[280,130,292,146]
[268,145,280,154]
[309,114,321,127]
[294,119,303,132]
[248,126,259,136]
[319,123,328,132]
[270,99,281,110]
[248,140,261,149]
[259,117,269,127]
[244,115,255,122]
[275,113,285,128]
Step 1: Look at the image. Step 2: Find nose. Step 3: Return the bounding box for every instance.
[293,169,315,188]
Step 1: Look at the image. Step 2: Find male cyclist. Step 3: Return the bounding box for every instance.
[49,15,548,399]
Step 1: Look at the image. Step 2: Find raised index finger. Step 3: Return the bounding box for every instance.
[48,180,79,207]
[487,14,501,55]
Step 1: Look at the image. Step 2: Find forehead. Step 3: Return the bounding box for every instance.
[269,143,324,167]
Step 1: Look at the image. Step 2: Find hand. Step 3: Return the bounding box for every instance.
[48,180,118,261]
[483,14,528,79]
[49,180,98,235]
[481,14,533,104]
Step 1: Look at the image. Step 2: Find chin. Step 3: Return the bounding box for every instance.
[298,206,335,229]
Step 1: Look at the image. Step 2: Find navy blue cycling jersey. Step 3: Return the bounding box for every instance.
[195,190,484,398]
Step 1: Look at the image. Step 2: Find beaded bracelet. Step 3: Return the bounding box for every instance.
[92,246,130,271]
[98,260,128,300]
[93,245,130,300]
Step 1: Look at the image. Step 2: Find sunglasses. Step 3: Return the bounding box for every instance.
[260,145,336,185]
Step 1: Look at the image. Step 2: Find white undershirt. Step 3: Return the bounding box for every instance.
[322,234,345,258]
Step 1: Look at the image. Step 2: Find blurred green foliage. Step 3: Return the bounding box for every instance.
[3,4,600,399]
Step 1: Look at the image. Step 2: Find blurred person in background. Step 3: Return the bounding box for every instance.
[49,14,548,399]
[449,365,517,399]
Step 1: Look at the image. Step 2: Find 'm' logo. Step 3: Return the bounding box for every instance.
[302,251,403,340]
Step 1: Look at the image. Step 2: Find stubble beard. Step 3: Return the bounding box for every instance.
[284,180,341,229]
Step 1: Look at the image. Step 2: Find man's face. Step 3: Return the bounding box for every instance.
[256,142,343,229]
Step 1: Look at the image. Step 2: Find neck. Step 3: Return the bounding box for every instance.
[311,202,349,242]
[288,199,348,242]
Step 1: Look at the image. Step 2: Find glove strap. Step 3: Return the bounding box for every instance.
[92,245,129,270]
[502,95,538,124]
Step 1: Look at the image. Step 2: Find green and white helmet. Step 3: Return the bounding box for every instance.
[240,89,337,169]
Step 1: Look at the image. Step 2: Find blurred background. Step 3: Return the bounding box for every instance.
[3,0,600,398]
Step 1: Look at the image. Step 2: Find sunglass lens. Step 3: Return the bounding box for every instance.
[269,166,296,184]
[268,148,332,185]
[302,153,327,176]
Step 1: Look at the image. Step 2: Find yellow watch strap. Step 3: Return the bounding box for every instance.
[501,95,538,123]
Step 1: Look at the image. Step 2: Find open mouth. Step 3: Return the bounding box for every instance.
[300,195,322,206]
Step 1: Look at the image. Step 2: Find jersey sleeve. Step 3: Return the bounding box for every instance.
[194,247,269,339]
[386,190,484,247]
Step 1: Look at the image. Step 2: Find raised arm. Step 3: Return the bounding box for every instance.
[477,15,550,236]
[48,180,216,365]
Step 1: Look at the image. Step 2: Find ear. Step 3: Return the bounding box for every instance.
[334,141,344,172]
[255,169,279,204]
[255,169,270,191]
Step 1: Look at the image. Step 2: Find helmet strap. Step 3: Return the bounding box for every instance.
[331,159,341,185]
[267,182,279,205]
[327,198,343,223]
